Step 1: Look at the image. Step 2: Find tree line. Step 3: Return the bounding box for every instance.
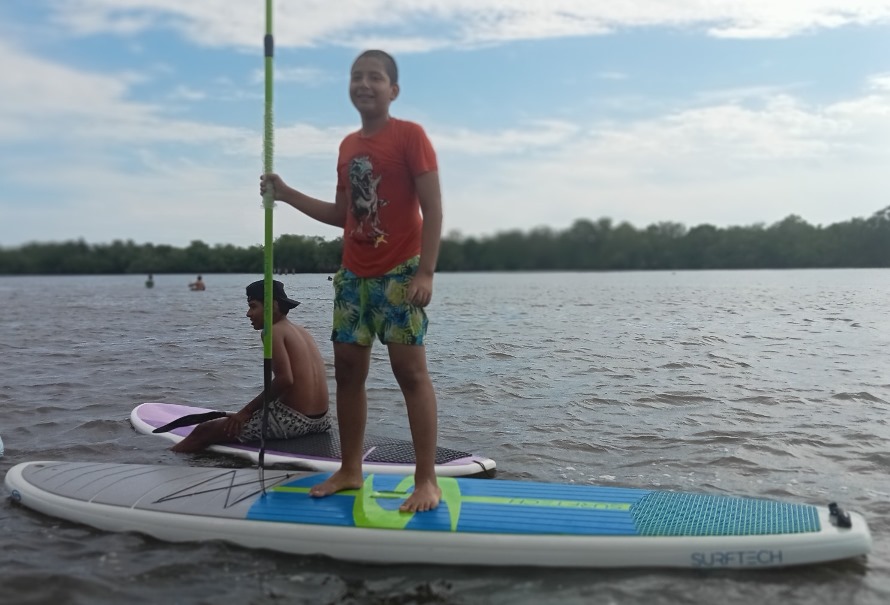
[2,207,888,275]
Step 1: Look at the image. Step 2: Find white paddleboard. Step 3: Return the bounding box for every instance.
[5,460,871,569]
[132,402,496,478]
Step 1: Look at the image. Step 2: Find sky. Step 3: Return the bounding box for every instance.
[1,1,889,248]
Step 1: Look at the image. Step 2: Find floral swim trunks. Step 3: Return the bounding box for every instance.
[331,256,429,346]
[238,398,331,442]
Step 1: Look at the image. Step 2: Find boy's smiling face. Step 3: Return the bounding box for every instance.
[350,56,398,117]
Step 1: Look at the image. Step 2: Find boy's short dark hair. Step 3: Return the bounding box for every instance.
[354,50,398,85]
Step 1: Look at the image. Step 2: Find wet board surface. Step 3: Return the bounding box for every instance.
[132,402,496,478]
[5,461,871,569]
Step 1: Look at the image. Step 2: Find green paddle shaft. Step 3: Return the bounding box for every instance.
[259,0,275,469]
[262,0,275,360]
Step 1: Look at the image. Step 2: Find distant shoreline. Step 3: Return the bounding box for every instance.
[2,207,888,273]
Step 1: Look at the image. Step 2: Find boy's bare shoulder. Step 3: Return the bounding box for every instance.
[277,318,313,342]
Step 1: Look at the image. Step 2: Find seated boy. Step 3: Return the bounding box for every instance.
[172,280,330,452]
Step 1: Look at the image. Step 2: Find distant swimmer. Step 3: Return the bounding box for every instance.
[145,273,155,288]
[189,275,206,291]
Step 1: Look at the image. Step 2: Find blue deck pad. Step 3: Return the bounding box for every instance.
[246,474,821,537]
[247,474,648,535]
[248,473,354,527]
[632,491,821,536]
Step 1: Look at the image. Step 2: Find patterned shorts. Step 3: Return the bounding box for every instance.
[331,256,429,346]
[238,398,332,442]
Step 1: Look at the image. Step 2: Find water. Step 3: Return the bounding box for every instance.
[1,270,888,605]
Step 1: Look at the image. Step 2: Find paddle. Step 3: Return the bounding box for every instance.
[258,0,276,489]
[151,411,227,434]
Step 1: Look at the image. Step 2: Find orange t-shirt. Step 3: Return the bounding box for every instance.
[336,118,437,277]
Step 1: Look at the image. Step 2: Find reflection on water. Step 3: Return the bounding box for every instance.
[1,270,888,604]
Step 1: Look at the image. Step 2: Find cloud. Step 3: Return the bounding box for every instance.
[693,84,809,105]
[0,39,251,146]
[0,35,343,164]
[434,77,890,235]
[251,66,337,87]
[0,38,133,129]
[434,120,580,155]
[44,0,890,50]
[868,72,890,91]
[168,85,206,101]
[1,25,888,249]
[0,37,276,246]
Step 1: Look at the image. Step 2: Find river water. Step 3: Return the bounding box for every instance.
[1,270,888,604]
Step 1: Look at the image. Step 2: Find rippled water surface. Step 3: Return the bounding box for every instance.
[1,270,888,604]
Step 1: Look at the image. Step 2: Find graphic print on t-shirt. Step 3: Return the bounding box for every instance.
[348,155,389,247]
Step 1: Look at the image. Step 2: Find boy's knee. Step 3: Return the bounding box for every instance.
[191,422,215,439]
[334,360,368,386]
[334,371,364,389]
[391,362,429,390]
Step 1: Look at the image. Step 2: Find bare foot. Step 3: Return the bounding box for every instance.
[309,469,364,498]
[399,479,441,512]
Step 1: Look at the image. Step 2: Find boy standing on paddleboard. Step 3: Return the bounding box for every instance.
[261,50,443,512]
[171,280,331,452]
